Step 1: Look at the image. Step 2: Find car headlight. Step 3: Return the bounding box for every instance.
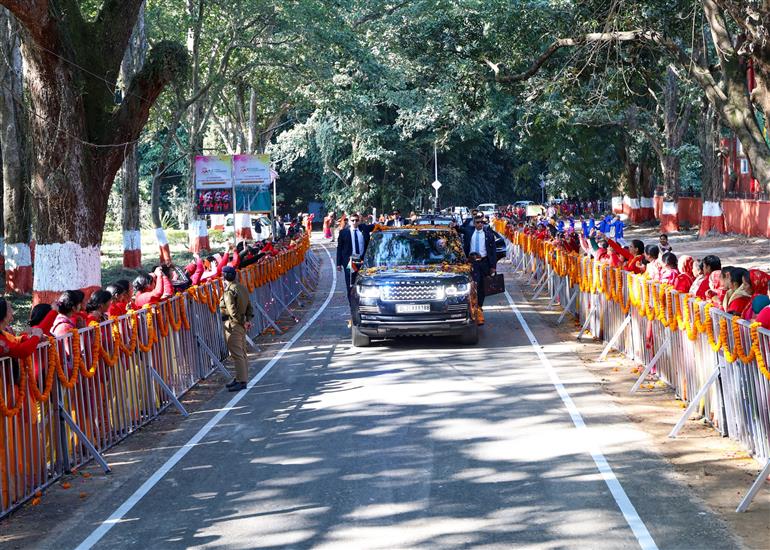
[356,284,380,298]
[444,283,471,296]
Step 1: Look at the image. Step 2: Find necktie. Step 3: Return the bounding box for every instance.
[353,230,359,255]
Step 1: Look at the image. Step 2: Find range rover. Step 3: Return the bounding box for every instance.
[350,226,479,347]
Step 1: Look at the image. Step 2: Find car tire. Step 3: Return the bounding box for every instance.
[460,322,479,345]
[352,324,371,347]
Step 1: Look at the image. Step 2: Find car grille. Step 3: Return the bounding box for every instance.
[447,304,468,313]
[381,282,442,302]
[358,305,379,314]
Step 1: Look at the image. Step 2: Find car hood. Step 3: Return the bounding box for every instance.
[358,267,470,285]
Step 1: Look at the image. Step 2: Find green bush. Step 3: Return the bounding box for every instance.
[208,229,229,245]
[165,230,189,245]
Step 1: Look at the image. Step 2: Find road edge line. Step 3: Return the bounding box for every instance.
[74,244,336,550]
[503,290,658,550]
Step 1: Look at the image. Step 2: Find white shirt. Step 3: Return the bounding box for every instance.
[350,226,364,256]
[471,229,487,258]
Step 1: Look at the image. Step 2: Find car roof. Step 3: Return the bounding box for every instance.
[374,225,454,233]
[415,216,453,223]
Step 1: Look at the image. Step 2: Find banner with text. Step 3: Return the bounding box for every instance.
[195,155,233,189]
[234,154,272,213]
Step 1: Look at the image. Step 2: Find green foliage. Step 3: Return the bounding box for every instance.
[117,0,713,227]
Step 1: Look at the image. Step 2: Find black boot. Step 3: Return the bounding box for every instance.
[228,381,247,392]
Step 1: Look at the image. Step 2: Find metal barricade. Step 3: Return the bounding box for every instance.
[1,239,317,519]
[506,226,770,511]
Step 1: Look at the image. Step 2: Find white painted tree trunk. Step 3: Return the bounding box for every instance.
[234,213,252,240]
[32,242,102,304]
[188,220,210,254]
[155,227,172,263]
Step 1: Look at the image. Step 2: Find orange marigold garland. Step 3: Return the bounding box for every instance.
[751,323,770,380]
[0,357,27,417]
[620,273,633,315]
[26,353,56,403]
[136,309,157,353]
[166,301,183,332]
[70,328,98,379]
[112,316,138,357]
[51,336,80,390]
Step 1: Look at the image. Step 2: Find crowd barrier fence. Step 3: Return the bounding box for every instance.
[496,219,770,513]
[0,235,320,519]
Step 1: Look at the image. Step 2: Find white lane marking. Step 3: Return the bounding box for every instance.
[75,245,337,550]
[503,290,658,550]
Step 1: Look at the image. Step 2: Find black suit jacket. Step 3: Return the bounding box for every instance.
[455,225,497,270]
[336,225,373,268]
[385,217,405,227]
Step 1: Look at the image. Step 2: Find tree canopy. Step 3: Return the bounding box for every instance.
[5,0,770,234]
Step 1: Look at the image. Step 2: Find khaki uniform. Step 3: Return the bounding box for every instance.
[220,281,254,382]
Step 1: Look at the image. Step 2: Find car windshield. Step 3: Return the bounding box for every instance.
[364,229,465,267]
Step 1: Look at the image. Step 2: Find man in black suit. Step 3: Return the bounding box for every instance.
[454,215,497,324]
[336,213,373,298]
[462,208,480,228]
[385,209,404,227]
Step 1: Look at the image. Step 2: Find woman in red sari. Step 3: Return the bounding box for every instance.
[0,298,43,511]
[724,267,752,315]
[674,255,695,293]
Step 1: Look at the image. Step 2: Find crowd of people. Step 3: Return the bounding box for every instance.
[323,209,427,241]
[512,214,770,329]
[0,230,306,364]
[499,199,610,221]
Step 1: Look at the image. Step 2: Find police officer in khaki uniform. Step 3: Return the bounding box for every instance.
[220,265,253,391]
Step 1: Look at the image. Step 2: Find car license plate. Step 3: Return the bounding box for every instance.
[396,303,430,313]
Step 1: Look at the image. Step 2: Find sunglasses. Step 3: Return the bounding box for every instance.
[350,219,360,223]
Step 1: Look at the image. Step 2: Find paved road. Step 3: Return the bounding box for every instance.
[55,243,741,549]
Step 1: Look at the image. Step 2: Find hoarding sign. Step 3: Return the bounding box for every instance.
[233,154,271,186]
[195,155,233,189]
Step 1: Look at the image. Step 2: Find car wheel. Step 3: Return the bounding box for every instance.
[352,324,371,347]
[460,322,479,345]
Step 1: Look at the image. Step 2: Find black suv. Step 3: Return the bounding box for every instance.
[350,227,479,347]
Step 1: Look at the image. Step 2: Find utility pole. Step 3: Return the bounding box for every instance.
[432,141,442,213]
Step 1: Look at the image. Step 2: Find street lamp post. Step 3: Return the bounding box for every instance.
[432,141,442,212]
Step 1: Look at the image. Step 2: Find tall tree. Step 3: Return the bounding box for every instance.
[0,0,187,303]
[0,7,32,293]
[120,1,147,268]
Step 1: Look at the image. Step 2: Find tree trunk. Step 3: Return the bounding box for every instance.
[698,102,726,235]
[0,0,186,304]
[24,43,109,304]
[120,2,146,268]
[638,161,654,221]
[248,87,257,153]
[658,65,690,232]
[186,0,209,254]
[0,7,32,293]
[613,136,634,215]
[702,0,770,193]
[121,144,142,267]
